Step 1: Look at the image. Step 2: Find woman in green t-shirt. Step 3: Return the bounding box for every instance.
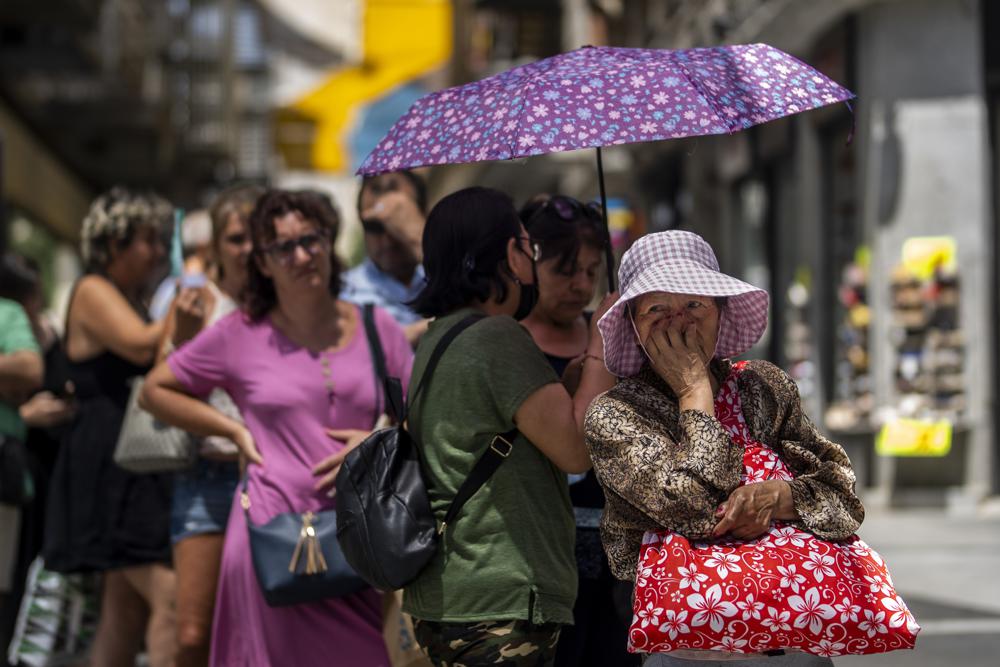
[404,187,616,666]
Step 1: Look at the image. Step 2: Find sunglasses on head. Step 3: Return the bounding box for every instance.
[527,196,603,227]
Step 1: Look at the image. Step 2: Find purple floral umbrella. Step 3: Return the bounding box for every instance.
[358,43,854,289]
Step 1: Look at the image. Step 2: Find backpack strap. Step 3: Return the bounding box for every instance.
[404,313,485,422]
[438,426,518,536]
[406,312,518,536]
[361,304,388,429]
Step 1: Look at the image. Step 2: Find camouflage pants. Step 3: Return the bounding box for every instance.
[413,618,562,666]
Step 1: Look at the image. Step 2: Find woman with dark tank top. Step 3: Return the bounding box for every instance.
[519,194,639,667]
[44,187,177,667]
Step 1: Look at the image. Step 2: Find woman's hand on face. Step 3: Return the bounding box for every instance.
[312,428,371,494]
[645,318,712,399]
[173,287,210,347]
[712,480,795,540]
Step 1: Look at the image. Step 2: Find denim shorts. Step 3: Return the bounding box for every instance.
[170,459,239,543]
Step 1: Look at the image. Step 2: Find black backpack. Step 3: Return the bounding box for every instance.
[335,314,517,591]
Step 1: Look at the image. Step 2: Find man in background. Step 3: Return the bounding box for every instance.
[341,170,429,345]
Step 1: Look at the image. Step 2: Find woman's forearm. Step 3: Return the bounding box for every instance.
[140,380,239,440]
[572,348,616,430]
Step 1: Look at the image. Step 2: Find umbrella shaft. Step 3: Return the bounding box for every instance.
[596,147,616,292]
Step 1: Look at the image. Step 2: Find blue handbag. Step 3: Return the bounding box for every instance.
[241,481,368,607]
[241,303,382,606]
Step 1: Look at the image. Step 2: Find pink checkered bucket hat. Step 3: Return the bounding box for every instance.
[598,231,770,377]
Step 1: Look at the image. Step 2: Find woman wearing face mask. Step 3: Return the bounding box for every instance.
[584,231,867,665]
[402,187,617,666]
[141,189,413,666]
[518,195,638,667]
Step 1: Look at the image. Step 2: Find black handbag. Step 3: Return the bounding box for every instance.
[336,314,517,591]
[241,304,386,607]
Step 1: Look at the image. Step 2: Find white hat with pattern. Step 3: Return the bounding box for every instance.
[599,230,769,377]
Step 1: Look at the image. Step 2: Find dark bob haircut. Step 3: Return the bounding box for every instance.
[519,194,610,275]
[411,187,521,318]
[245,189,343,321]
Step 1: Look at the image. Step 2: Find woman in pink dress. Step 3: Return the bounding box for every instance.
[142,189,413,666]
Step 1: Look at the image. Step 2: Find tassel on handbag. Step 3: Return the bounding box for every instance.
[289,512,328,575]
[242,480,366,607]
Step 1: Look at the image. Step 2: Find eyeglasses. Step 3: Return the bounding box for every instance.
[261,233,330,265]
[526,196,603,227]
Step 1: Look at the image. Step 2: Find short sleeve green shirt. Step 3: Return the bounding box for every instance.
[0,298,40,440]
[402,309,577,625]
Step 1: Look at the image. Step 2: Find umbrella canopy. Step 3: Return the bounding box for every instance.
[357,43,853,290]
[357,43,853,175]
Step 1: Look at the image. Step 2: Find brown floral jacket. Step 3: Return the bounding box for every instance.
[584,358,865,580]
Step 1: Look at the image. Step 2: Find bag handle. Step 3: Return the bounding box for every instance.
[361,304,388,429]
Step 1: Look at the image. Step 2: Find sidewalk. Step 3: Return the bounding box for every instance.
[836,508,1000,666]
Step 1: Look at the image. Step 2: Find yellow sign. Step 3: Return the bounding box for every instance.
[876,418,953,457]
[901,236,957,281]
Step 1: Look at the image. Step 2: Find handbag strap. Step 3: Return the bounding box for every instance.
[405,312,517,536]
[361,303,388,429]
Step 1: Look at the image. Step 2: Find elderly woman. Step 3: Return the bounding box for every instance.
[585,231,869,666]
